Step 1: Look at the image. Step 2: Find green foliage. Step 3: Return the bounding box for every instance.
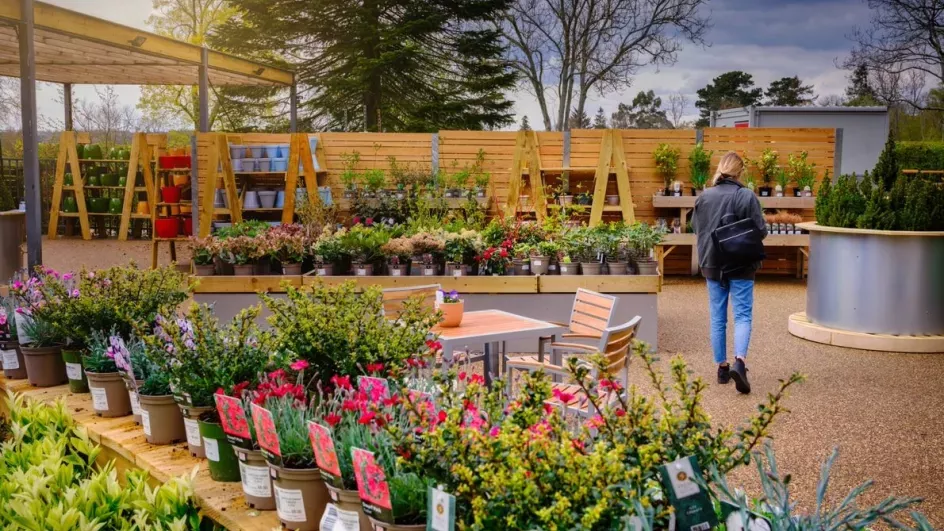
[788,151,817,191]
[754,148,779,184]
[695,71,764,126]
[896,141,944,171]
[817,170,944,231]
[688,143,713,190]
[873,133,899,191]
[0,177,14,211]
[215,220,270,239]
[267,394,316,469]
[764,75,815,106]
[84,328,119,374]
[653,143,681,187]
[339,225,391,264]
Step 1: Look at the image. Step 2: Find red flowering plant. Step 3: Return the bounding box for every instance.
[245,361,317,468]
[474,238,513,275]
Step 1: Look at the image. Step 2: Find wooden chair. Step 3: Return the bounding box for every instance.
[381,284,441,321]
[505,288,618,369]
[506,316,641,418]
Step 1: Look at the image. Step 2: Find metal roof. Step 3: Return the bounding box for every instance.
[756,106,888,113]
[0,1,293,87]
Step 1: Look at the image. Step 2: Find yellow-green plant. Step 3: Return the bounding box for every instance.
[755,148,780,185]
[654,143,681,189]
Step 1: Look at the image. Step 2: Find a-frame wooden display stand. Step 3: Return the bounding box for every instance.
[504,130,547,220]
[199,133,323,237]
[48,131,158,240]
[588,129,635,227]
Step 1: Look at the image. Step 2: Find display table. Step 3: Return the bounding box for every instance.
[0,210,25,281]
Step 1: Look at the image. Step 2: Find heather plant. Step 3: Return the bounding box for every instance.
[188,237,219,266]
[381,237,414,263]
[219,235,261,265]
[266,224,307,264]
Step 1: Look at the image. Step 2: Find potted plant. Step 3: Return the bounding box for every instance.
[10,272,70,387]
[312,227,345,276]
[574,182,593,206]
[653,143,680,196]
[84,328,132,417]
[511,243,532,276]
[341,152,362,199]
[381,237,413,276]
[565,229,601,275]
[0,297,27,380]
[213,390,276,511]
[189,237,218,276]
[744,174,758,195]
[447,165,470,199]
[774,168,789,198]
[475,242,512,276]
[220,235,259,276]
[112,332,150,424]
[137,359,186,445]
[537,240,561,275]
[754,149,778,197]
[364,169,386,199]
[443,230,482,276]
[341,226,389,276]
[438,290,464,328]
[689,143,713,196]
[409,232,445,276]
[268,225,307,275]
[628,222,665,275]
[474,170,489,199]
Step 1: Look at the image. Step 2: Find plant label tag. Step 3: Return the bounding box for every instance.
[320,503,360,531]
[215,394,253,448]
[204,437,220,462]
[453,269,462,277]
[666,456,699,498]
[184,418,202,447]
[358,376,390,400]
[251,403,281,460]
[532,259,542,266]
[356,269,367,276]
[627,516,643,531]
[392,269,401,277]
[90,386,109,411]
[427,486,456,531]
[239,462,272,498]
[318,268,327,276]
[720,501,772,531]
[424,268,435,276]
[1,349,18,370]
[65,362,83,381]
[351,447,393,520]
[308,421,343,484]
[141,409,152,436]
[522,264,530,271]
[659,456,717,531]
[275,486,307,522]
[129,391,141,417]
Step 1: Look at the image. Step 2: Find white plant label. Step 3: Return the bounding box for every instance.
[239,462,272,498]
[392,269,401,277]
[320,503,359,531]
[532,260,542,266]
[275,486,307,522]
[90,386,109,411]
[424,268,435,276]
[453,269,462,277]
[317,268,327,276]
[667,457,700,498]
[204,437,220,462]
[141,410,152,436]
[356,269,367,277]
[522,264,530,271]
[184,418,202,447]
[66,362,83,381]
[1,349,18,370]
[129,391,141,416]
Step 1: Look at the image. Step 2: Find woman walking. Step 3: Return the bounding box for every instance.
[692,152,767,394]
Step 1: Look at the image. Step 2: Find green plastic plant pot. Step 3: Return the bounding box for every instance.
[108,198,123,214]
[61,348,89,393]
[62,196,78,213]
[198,419,241,482]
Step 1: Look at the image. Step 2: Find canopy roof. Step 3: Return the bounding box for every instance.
[0,1,293,87]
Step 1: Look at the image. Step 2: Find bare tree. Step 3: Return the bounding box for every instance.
[0,78,19,129]
[844,0,944,110]
[74,87,140,150]
[668,91,688,127]
[500,0,710,130]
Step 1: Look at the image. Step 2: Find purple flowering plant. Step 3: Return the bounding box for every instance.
[440,290,461,304]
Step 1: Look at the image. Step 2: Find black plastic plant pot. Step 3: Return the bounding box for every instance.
[199,419,242,482]
[759,186,772,197]
[61,348,89,393]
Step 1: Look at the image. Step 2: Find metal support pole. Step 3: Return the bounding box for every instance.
[198,46,209,133]
[64,83,73,131]
[289,82,298,132]
[19,0,42,268]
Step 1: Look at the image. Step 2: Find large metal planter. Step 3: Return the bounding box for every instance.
[801,222,944,336]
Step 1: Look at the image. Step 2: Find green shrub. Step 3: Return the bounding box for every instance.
[873,134,899,191]
[896,141,944,171]
[816,170,944,231]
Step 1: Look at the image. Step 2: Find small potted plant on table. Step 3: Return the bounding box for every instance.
[312,227,345,276]
[754,148,778,197]
[443,230,482,277]
[269,225,307,275]
[438,290,464,327]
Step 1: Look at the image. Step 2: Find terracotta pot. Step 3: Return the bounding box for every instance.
[198,420,241,482]
[236,448,276,510]
[1,341,28,379]
[387,263,409,277]
[326,484,372,531]
[314,264,334,276]
[194,263,216,276]
[529,256,549,275]
[61,348,89,393]
[558,263,579,275]
[269,464,330,530]
[353,264,374,277]
[233,264,254,276]
[123,376,142,424]
[607,261,628,275]
[368,517,425,531]
[135,201,150,215]
[636,259,659,276]
[85,371,132,417]
[580,262,603,275]
[282,263,303,275]
[439,300,464,328]
[179,405,212,458]
[138,394,186,445]
[172,174,189,187]
[20,344,67,387]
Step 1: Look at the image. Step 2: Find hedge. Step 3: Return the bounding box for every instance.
[896,141,944,171]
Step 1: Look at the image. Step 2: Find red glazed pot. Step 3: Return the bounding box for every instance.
[182,217,193,236]
[155,218,180,239]
[161,186,182,204]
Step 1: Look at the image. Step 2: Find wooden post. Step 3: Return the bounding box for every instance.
[588,130,614,226]
[504,131,527,217]
[526,131,546,221]
[589,130,635,227]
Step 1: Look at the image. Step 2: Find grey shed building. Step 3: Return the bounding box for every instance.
[710,106,889,176]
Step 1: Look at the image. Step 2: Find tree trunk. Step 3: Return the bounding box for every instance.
[364,1,382,132]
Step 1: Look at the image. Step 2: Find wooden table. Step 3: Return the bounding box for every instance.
[432,309,567,384]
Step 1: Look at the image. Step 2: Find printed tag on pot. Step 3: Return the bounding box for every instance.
[239,461,272,498]
[1,349,18,370]
[424,268,435,276]
[658,456,717,531]
[204,437,220,462]
[129,391,141,417]
[250,403,281,462]
[214,393,253,448]
[351,447,392,521]
[317,268,327,276]
[357,376,390,401]
[65,362,83,381]
[184,418,202,447]
[308,421,342,485]
[320,503,360,531]
[391,269,401,277]
[427,485,456,531]
[275,485,307,522]
[90,386,109,411]
[141,409,152,436]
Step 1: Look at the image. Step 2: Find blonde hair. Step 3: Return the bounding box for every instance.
[712,151,745,185]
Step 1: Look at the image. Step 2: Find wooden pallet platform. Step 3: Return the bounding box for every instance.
[788,312,944,353]
[0,376,279,531]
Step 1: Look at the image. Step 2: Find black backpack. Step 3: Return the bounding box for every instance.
[710,193,765,275]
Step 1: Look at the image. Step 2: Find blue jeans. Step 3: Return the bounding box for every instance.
[706,278,754,364]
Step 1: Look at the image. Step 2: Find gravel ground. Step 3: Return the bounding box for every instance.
[35,238,944,525]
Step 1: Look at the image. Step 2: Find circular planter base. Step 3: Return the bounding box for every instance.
[789,312,944,353]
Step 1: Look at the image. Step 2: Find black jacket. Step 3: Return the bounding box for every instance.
[692,178,767,280]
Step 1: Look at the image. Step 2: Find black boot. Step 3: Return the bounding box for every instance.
[717,363,730,384]
[731,358,751,394]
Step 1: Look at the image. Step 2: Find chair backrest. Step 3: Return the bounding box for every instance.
[567,289,618,336]
[381,284,441,320]
[594,315,642,383]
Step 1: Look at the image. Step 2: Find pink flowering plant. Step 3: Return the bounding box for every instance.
[0,295,17,342]
[9,267,76,346]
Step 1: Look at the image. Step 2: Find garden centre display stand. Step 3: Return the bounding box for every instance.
[504,130,549,220]
[47,131,161,241]
[788,222,944,353]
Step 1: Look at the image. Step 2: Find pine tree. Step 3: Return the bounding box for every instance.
[845,63,879,106]
[592,107,608,129]
[815,170,832,225]
[520,115,532,131]
[214,0,516,132]
[569,108,591,129]
[872,133,899,191]
[765,76,815,106]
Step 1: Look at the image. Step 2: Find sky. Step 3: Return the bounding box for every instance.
[31,0,874,129]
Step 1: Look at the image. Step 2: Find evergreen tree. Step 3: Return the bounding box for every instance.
[569,108,591,129]
[815,171,833,225]
[213,0,516,132]
[520,115,532,131]
[765,76,815,106]
[695,71,764,126]
[592,107,608,129]
[610,91,671,129]
[872,133,899,191]
[845,64,879,106]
